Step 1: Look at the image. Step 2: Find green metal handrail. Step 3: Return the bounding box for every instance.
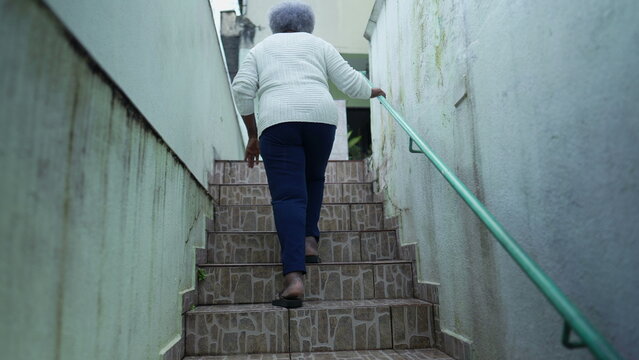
[367,80,623,360]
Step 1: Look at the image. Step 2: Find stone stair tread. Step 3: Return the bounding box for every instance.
[189,298,431,315]
[220,202,379,205]
[188,302,286,314]
[214,203,385,232]
[217,181,374,185]
[198,260,412,267]
[299,298,430,310]
[184,349,453,359]
[212,160,370,185]
[211,230,396,234]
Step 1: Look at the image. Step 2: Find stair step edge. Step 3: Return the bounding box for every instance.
[184,348,453,360]
[198,260,412,267]
[188,298,432,315]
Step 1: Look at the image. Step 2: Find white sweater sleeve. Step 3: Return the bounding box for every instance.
[324,43,372,99]
[231,51,259,115]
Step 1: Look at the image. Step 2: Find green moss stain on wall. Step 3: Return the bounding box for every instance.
[433,0,446,87]
[1,1,212,358]
[369,0,639,359]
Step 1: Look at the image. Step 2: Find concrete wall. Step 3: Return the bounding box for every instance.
[367,0,639,359]
[45,0,245,186]
[0,0,240,359]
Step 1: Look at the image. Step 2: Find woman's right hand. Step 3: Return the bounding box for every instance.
[245,137,260,168]
[371,88,386,98]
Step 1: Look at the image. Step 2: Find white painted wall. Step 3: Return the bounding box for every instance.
[367,0,639,359]
[1,1,213,358]
[45,0,245,186]
[245,0,374,54]
[329,100,349,160]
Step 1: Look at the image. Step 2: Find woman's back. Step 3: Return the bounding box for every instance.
[232,32,371,135]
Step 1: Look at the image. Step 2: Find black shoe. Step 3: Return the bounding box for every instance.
[305,255,321,263]
[272,292,303,308]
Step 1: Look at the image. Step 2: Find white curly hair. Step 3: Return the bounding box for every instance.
[268,1,315,34]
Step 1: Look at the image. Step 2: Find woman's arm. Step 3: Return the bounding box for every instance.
[232,52,259,116]
[241,114,260,168]
[324,43,372,99]
[232,52,261,168]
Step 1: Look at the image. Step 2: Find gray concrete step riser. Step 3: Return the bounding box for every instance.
[214,204,385,232]
[185,302,433,356]
[197,263,413,305]
[207,231,399,264]
[211,161,372,185]
[183,349,454,359]
[211,183,382,205]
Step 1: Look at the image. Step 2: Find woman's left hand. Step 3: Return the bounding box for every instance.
[245,137,260,168]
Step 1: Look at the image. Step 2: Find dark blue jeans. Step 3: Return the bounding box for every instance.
[259,122,336,275]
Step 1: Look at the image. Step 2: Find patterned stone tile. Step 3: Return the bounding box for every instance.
[210,162,224,184]
[197,265,281,305]
[163,336,184,360]
[290,350,404,359]
[323,183,343,203]
[433,305,442,350]
[351,204,384,230]
[319,232,361,262]
[185,354,290,360]
[198,263,414,304]
[374,263,413,299]
[219,185,271,205]
[182,289,197,314]
[209,185,220,204]
[391,303,433,349]
[219,161,369,184]
[364,158,377,182]
[399,243,417,262]
[187,351,453,360]
[185,304,288,356]
[289,302,392,352]
[206,216,216,232]
[207,233,280,263]
[214,206,275,232]
[305,264,374,301]
[383,216,400,230]
[414,282,440,304]
[208,232,364,263]
[325,161,366,183]
[360,231,398,261]
[218,184,350,205]
[319,205,351,231]
[441,330,472,360]
[224,162,268,184]
[197,248,208,265]
[300,298,429,308]
[395,349,454,359]
[215,205,354,232]
[342,183,375,203]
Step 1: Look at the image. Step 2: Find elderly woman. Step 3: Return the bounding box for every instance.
[231,1,385,308]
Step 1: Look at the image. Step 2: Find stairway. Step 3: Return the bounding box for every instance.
[184,160,453,359]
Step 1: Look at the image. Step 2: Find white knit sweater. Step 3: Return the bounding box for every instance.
[231,32,372,136]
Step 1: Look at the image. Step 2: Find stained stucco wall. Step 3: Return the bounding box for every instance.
[0,0,233,358]
[44,0,245,186]
[367,0,639,359]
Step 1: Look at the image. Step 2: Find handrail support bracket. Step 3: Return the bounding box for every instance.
[562,321,586,349]
[409,138,422,153]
